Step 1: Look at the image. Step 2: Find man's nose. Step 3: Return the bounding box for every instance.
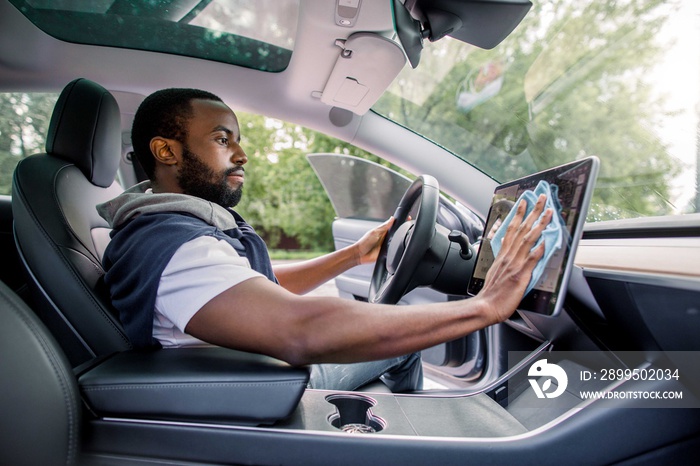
[232,147,248,165]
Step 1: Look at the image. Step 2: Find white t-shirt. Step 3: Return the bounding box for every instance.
[153,235,265,347]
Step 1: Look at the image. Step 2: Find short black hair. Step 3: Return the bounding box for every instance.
[131,88,223,179]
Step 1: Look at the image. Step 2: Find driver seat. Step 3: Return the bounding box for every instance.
[11,77,131,367]
[9,78,312,431]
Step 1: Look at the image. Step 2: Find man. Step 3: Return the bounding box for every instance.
[98,88,552,392]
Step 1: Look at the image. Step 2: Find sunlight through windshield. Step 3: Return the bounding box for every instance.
[376,0,700,221]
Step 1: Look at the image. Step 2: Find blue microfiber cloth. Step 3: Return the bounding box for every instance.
[490,180,565,295]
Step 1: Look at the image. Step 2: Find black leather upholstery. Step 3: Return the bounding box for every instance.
[12,78,131,366]
[79,347,310,425]
[46,78,122,188]
[0,280,81,466]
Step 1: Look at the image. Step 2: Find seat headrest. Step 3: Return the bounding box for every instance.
[46,78,121,188]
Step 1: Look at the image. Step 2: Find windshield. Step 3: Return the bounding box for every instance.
[375,0,700,221]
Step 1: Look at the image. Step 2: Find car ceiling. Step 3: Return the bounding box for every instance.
[2,1,406,121]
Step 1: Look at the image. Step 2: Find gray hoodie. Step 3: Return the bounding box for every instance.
[97,180,240,231]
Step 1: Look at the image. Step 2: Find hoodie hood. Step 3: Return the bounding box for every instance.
[96,181,239,231]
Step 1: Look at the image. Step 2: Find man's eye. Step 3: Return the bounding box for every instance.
[218,137,229,145]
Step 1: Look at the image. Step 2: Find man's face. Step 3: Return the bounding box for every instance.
[177,144,243,208]
[176,99,248,208]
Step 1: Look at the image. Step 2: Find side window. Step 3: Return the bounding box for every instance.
[235,112,417,253]
[233,111,483,254]
[307,153,484,243]
[307,153,413,221]
[0,93,58,195]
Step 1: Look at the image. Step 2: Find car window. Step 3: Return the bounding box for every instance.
[9,0,299,72]
[307,154,413,221]
[0,92,58,195]
[233,112,394,252]
[376,0,700,221]
[307,153,485,242]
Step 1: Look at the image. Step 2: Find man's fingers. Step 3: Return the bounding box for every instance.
[528,207,553,240]
[528,239,546,263]
[521,194,547,230]
[501,194,549,254]
[502,199,527,245]
[514,207,552,259]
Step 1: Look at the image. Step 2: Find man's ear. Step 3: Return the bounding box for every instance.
[150,137,180,166]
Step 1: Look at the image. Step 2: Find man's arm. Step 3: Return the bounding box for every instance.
[186,197,551,366]
[273,217,393,295]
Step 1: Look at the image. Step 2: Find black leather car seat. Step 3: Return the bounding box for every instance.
[12,77,131,367]
[0,280,81,466]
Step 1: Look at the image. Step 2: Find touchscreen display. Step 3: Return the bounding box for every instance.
[467,157,599,316]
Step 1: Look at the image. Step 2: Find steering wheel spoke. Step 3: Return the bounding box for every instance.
[370,272,395,304]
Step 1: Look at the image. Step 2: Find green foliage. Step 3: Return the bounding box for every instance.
[234,114,417,251]
[0,93,57,195]
[268,249,326,261]
[374,0,685,220]
[235,113,382,251]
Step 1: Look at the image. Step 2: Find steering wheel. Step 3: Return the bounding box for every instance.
[368,175,440,304]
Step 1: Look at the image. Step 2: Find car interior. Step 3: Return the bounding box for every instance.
[1,0,699,465]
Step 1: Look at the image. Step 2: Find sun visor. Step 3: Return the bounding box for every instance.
[321,32,406,115]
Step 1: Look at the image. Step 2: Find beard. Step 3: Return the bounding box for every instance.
[177,145,243,208]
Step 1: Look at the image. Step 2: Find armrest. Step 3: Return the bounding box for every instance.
[78,347,309,426]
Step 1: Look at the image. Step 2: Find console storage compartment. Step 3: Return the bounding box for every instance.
[77,347,310,425]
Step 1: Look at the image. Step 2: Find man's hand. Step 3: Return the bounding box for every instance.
[354,217,395,265]
[274,217,395,294]
[477,194,553,324]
